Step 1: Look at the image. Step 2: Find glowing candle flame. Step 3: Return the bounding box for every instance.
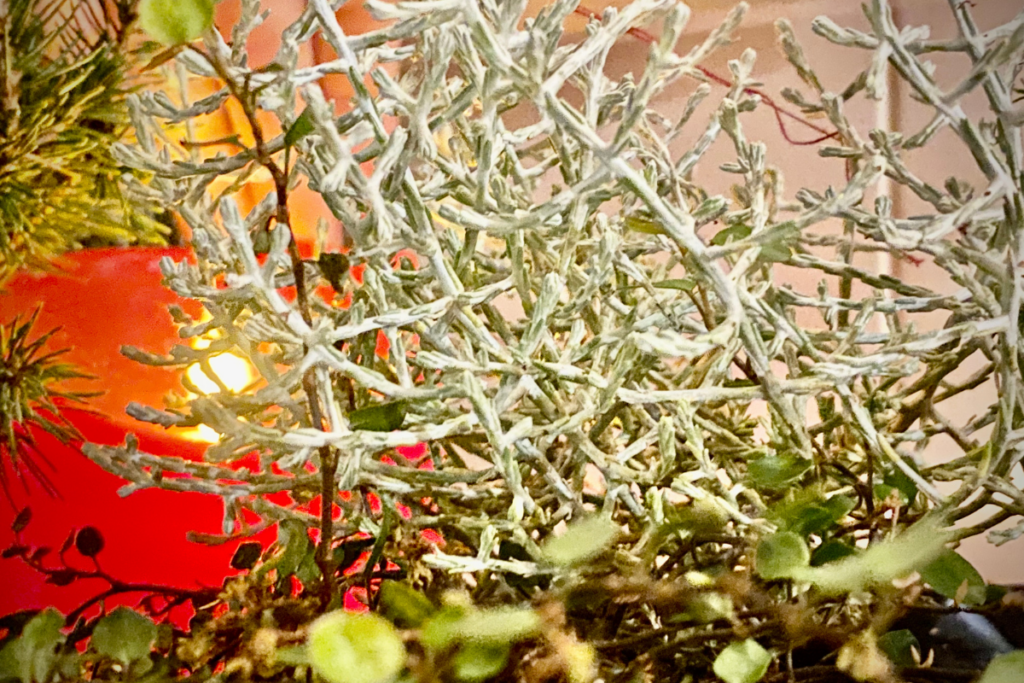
[182,353,255,442]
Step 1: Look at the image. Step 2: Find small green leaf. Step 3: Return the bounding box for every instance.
[878,629,920,668]
[451,643,509,683]
[420,606,469,651]
[296,544,323,585]
[685,592,735,623]
[652,278,696,291]
[710,223,752,246]
[0,608,64,683]
[624,215,666,235]
[91,607,157,665]
[453,607,541,644]
[758,241,792,263]
[712,638,772,683]
[421,607,540,651]
[747,454,812,490]
[771,494,855,537]
[138,0,214,45]
[308,611,406,683]
[276,646,310,667]
[810,539,857,567]
[379,581,436,628]
[883,465,918,505]
[259,520,310,583]
[790,519,950,595]
[348,402,407,432]
[285,107,316,148]
[542,516,619,567]
[920,549,987,607]
[11,508,31,533]
[755,532,810,581]
[978,651,1024,683]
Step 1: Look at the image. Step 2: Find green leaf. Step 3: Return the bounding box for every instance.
[91,607,156,665]
[883,465,918,505]
[920,549,987,607]
[542,516,619,567]
[285,107,316,148]
[348,402,407,432]
[138,0,214,45]
[652,278,695,291]
[379,581,436,628]
[684,592,735,623]
[258,520,310,584]
[978,651,1024,683]
[421,607,540,652]
[755,532,810,581]
[758,241,792,263]
[712,639,772,683]
[295,544,324,585]
[710,223,752,246]
[11,508,31,533]
[877,629,920,668]
[771,494,855,537]
[0,608,65,683]
[308,611,406,683]
[420,606,469,651]
[747,454,812,490]
[276,646,310,667]
[810,539,857,567]
[790,519,950,595]
[624,215,666,235]
[451,643,509,683]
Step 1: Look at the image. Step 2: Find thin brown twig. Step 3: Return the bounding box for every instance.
[191,49,339,604]
[573,5,839,146]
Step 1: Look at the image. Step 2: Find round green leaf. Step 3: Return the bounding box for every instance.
[542,516,619,567]
[920,549,987,606]
[138,0,215,45]
[747,454,812,490]
[451,643,509,683]
[712,638,772,683]
[308,611,406,683]
[979,651,1024,683]
[878,629,920,668]
[810,539,857,567]
[0,608,65,683]
[755,532,810,581]
[379,580,436,628]
[421,606,540,652]
[91,607,157,664]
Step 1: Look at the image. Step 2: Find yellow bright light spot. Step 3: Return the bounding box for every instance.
[187,424,222,443]
[185,353,254,394]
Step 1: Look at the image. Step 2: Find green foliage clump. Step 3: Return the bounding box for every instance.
[0,308,96,500]
[0,0,169,282]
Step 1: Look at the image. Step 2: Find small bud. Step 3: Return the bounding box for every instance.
[75,526,105,557]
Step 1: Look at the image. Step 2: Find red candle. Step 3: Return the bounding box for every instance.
[0,247,265,621]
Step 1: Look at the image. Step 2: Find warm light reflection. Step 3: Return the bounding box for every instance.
[185,353,254,394]
[180,353,256,443]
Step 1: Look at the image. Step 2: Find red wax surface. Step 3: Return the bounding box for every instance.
[0,248,257,620]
